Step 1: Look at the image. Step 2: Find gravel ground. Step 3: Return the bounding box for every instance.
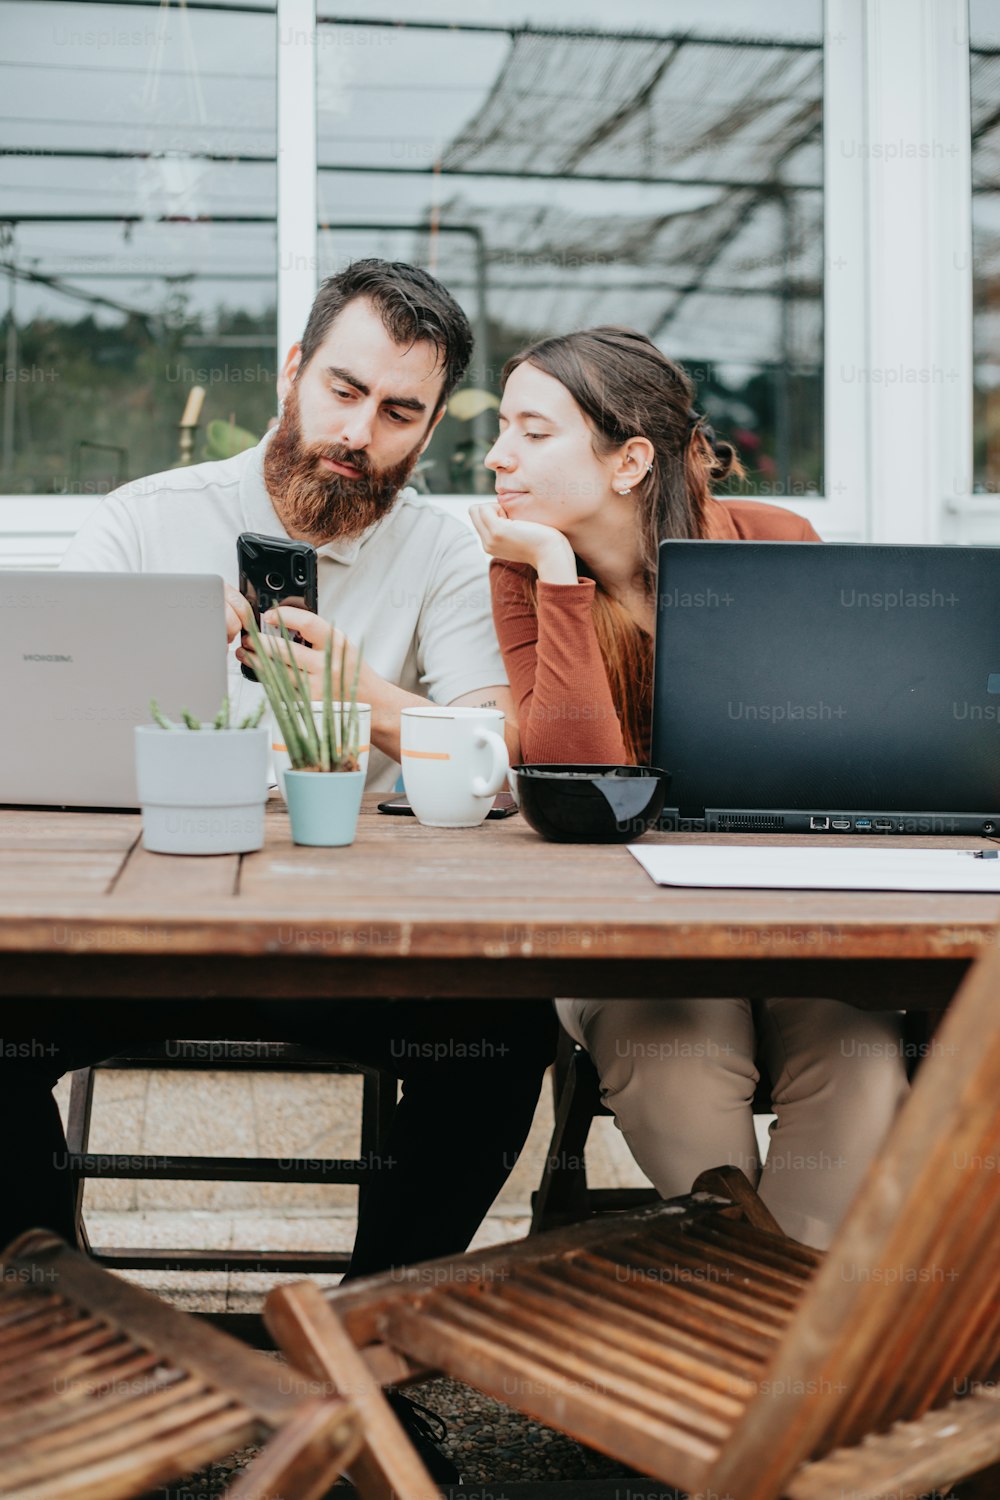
[150,1373,642,1497]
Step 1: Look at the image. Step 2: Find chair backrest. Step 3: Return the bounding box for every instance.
[704,942,1000,1500]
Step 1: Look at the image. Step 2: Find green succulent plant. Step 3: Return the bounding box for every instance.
[148,696,265,731]
[244,612,363,773]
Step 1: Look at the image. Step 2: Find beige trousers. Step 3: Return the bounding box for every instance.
[555,996,910,1249]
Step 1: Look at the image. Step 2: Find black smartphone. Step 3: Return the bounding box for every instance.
[237,533,318,682]
[377,792,519,819]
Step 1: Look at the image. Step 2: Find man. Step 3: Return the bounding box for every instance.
[64,258,518,779]
[5,265,556,1477]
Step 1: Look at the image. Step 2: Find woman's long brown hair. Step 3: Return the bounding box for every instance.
[502,327,743,763]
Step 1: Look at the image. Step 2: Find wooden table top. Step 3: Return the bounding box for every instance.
[1,797,997,971]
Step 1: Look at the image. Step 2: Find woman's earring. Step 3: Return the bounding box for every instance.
[616,486,632,495]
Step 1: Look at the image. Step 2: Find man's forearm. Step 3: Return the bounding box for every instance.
[369,680,428,763]
[369,682,521,770]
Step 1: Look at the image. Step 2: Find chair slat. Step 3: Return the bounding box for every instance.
[2,1232,303,1429]
[426,1288,729,1440]
[0,1231,378,1500]
[513,1265,762,1395]
[0,1366,194,1450]
[0,1390,243,1486]
[581,1247,791,1341]
[0,1314,109,1368]
[813,1115,1000,1448]
[632,1230,815,1302]
[383,1299,718,1496]
[0,1299,68,1343]
[544,1251,781,1366]
[680,1219,820,1278]
[0,1346,171,1422]
[783,1386,1000,1500]
[459,1279,748,1425]
[868,1171,1000,1433]
[0,1327,129,1398]
[2,1407,258,1500]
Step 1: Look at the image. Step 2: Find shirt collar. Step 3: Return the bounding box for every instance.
[239,432,411,565]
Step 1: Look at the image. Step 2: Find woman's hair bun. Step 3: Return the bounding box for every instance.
[707,438,740,483]
[706,435,740,484]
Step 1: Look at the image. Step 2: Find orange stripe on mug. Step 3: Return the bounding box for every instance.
[400,749,452,760]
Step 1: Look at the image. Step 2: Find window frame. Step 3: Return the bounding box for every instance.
[0,0,980,558]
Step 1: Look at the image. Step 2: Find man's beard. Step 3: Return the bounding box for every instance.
[263,386,424,544]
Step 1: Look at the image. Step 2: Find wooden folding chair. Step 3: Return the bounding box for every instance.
[0,1227,437,1500]
[265,939,1000,1500]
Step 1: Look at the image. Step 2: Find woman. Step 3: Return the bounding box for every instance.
[471,326,909,1250]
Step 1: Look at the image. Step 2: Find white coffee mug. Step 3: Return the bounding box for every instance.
[401,706,508,828]
[272,702,371,799]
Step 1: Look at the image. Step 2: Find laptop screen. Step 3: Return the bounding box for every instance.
[651,541,1000,827]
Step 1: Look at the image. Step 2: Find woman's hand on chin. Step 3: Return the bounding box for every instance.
[470,503,578,584]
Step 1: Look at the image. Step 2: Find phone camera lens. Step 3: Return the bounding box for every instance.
[292,558,308,587]
[264,570,285,591]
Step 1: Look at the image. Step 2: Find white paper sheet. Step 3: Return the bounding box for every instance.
[627,844,1000,893]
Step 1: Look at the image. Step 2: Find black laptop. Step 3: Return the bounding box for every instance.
[651,541,1000,835]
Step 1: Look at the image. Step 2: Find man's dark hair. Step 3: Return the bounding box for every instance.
[298,258,474,411]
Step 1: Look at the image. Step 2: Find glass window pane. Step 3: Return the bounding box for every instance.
[0,1,277,496]
[971,0,1000,494]
[316,2,824,496]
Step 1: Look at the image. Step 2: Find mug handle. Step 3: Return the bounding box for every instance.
[471,729,509,799]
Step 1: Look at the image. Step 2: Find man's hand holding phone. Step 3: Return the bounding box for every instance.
[224,582,254,646]
[236,606,368,703]
[236,533,320,681]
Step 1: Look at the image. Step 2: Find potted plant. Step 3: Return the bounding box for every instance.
[245,613,366,847]
[134,696,268,855]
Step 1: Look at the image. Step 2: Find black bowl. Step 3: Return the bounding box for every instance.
[512,764,671,844]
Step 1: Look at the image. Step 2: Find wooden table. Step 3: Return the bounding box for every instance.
[2,796,998,1009]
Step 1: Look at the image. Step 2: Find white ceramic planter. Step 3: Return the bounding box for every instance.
[134,725,270,855]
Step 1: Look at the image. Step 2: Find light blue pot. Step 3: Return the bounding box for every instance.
[284,769,365,847]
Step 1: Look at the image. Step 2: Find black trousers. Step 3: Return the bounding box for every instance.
[0,999,558,1279]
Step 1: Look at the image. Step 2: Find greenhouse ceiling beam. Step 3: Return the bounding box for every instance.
[0,215,275,224]
[26,0,272,13]
[316,163,822,193]
[0,260,153,321]
[316,16,822,51]
[0,152,819,190]
[0,149,275,165]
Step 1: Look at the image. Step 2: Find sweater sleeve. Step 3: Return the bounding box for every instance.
[490,561,628,764]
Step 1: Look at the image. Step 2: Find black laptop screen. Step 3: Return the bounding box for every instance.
[651,542,1000,817]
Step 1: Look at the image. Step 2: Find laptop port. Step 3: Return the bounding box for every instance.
[874,818,893,831]
[831,818,851,831]
[855,817,873,829]
[809,816,830,830]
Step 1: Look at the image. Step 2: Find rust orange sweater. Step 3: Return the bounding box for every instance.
[491,498,822,765]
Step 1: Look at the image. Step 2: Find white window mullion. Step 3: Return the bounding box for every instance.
[864,0,972,544]
[728,0,868,543]
[810,0,870,541]
[277,0,318,364]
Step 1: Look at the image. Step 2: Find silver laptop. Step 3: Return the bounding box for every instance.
[1,572,228,808]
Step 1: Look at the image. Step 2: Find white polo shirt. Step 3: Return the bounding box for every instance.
[60,436,507,791]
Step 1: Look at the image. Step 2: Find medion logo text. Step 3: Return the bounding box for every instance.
[22,653,73,662]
